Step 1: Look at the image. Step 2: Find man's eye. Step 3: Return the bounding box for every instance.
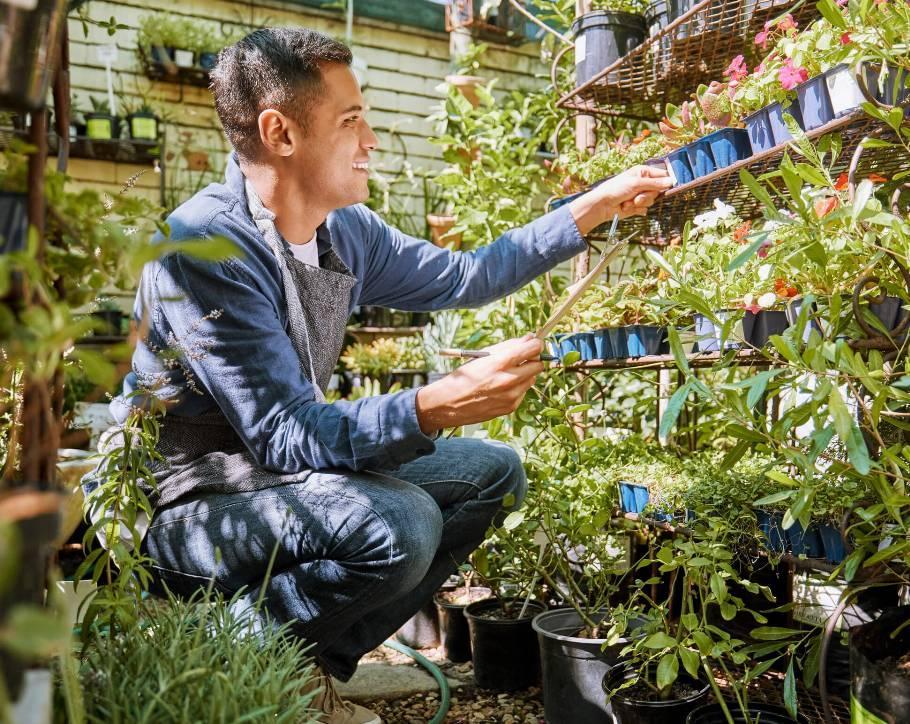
[343,117,359,126]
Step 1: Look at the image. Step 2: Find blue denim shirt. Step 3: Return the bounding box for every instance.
[112,154,586,474]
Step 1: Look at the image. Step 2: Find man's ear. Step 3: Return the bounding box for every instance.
[258,109,294,157]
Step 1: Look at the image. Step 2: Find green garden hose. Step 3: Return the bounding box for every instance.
[382,639,451,724]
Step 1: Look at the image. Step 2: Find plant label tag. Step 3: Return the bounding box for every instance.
[792,572,874,629]
[574,35,586,66]
[96,44,118,64]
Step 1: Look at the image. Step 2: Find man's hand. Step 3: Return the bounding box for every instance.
[416,335,545,435]
[569,164,674,235]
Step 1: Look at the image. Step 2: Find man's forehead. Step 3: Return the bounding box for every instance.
[320,64,364,113]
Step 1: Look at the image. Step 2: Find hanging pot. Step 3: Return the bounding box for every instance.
[796,73,835,132]
[666,148,694,185]
[571,11,646,88]
[433,586,491,663]
[0,0,67,111]
[604,664,710,724]
[619,481,649,515]
[464,598,546,691]
[172,47,195,68]
[126,112,159,141]
[85,113,119,140]
[850,606,910,723]
[766,100,805,144]
[533,608,640,724]
[198,51,219,71]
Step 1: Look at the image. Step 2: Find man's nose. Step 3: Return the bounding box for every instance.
[361,121,379,151]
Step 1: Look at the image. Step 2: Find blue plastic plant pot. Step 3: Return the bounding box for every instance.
[755,509,786,554]
[705,128,752,169]
[796,74,835,131]
[867,296,905,333]
[684,137,716,178]
[549,333,575,360]
[606,327,627,359]
[619,481,649,514]
[625,326,646,358]
[593,329,612,359]
[744,107,775,153]
[818,523,846,564]
[666,148,694,185]
[694,313,741,352]
[574,332,597,360]
[635,325,669,355]
[742,310,789,349]
[767,101,804,145]
[785,521,824,558]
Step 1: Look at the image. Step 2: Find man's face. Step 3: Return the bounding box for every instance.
[289,63,377,211]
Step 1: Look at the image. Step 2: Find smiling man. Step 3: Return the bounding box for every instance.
[120,28,671,723]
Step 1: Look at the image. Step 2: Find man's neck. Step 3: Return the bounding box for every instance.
[241,161,325,245]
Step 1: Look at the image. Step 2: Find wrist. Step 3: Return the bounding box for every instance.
[415,384,445,435]
[568,190,616,236]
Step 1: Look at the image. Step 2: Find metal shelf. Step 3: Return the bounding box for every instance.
[556,0,817,119]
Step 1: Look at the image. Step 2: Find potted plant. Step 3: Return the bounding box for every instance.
[196,24,222,72]
[121,94,161,141]
[571,1,648,88]
[444,42,488,109]
[433,569,491,663]
[137,14,198,69]
[84,96,119,140]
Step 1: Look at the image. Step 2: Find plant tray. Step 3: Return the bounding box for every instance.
[556,0,817,120]
[140,50,211,88]
[606,112,909,245]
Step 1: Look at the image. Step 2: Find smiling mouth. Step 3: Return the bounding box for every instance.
[353,162,369,170]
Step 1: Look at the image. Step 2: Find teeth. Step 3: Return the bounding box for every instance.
[353,162,369,170]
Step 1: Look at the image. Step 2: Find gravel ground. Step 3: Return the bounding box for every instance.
[359,644,546,723]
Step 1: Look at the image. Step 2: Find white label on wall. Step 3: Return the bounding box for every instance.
[575,35,586,66]
[96,44,118,64]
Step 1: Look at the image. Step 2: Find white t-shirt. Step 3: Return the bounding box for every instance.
[289,234,319,267]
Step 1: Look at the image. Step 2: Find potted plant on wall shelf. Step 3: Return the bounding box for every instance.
[85,96,119,140]
[571,0,648,88]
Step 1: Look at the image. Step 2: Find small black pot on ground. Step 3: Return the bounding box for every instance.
[433,586,491,663]
[686,702,808,723]
[604,664,710,724]
[465,598,546,691]
[533,608,638,724]
[571,11,646,87]
[851,605,910,722]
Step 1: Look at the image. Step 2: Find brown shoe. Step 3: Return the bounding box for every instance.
[306,668,382,724]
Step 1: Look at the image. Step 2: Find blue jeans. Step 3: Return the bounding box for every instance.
[142,437,527,680]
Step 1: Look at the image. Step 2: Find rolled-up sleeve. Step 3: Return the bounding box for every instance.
[153,250,437,474]
[356,204,587,310]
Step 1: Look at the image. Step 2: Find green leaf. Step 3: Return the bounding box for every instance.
[784,659,797,720]
[644,632,677,649]
[739,169,775,211]
[679,646,700,678]
[656,653,679,691]
[0,605,70,658]
[751,626,800,641]
[659,381,691,438]
[846,424,872,475]
[817,0,847,28]
[710,573,727,604]
[726,234,768,272]
[753,490,794,507]
[562,351,581,366]
[501,511,525,531]
[668,326,690,375]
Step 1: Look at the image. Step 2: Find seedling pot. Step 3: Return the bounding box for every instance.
[571,11,646,87]
[744,107,775,153]
[684,137,715,178]
[603,664,710,724]
[85,113,119,140]
[173,48,195,68]
[796,74,835,131]
[607,327,628,359]
[818,522,846,564]
[434,587,491,663]
[593,329,613,359]
[666,148,694,185]
[686,702,808,723]
[785,297,824,342]
[619,481,649,515]
[198,52,219,71]
[127,112,159,140]
[705,128,751,169]
[573,332,597,361]
[626,325,668,357]
[785,520,824,558]
[464,598,546,691]
[742,310,789,348]
[533,608,638,724]
[766,101,804,144]
[824,63,870,118]
[850,606,910,722]
[755,509,786,553]
[694,312,741,352]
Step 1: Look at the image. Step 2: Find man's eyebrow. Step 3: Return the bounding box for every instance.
[339,104,364,115]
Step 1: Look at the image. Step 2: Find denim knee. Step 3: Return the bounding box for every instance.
[482,441,528,511]
[373,484,443,593]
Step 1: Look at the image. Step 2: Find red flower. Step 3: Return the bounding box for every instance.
[757,242,772,259]
[814,196,839,219]
[779,59,809,90]
[840,32,852,45]
[834,172,849,191]
[724,55,748,82]
[733,220,752,243]
[868,173,889,183]
[744,303,762,314]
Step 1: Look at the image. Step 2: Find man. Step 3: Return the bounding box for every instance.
[119,27,670,723]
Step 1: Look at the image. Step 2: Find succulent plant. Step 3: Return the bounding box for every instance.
[658,100,705,147]
[695,81,733,128]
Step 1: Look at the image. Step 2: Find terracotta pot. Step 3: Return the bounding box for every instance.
[426,213,462,249]
[445,74,485,108]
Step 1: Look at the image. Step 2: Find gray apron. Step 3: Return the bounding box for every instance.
[143,181,357,508]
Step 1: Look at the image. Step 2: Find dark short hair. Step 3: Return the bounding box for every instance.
[209,28,352,160]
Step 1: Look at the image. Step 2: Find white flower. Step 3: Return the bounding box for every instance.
[693,199,736,230]
[758,264,772,281]
[758,292,777,308]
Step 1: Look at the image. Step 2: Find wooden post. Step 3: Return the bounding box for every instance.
[572,0,595,282]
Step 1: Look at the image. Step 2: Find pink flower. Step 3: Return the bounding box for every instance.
[778,59,809,90]
[755,20,772,48]
[778,14,797,32]
[744,303,762,314]
[840,31,851,44]
[837,0,847,5]
[724,54,748,81]
[757,242,772,259]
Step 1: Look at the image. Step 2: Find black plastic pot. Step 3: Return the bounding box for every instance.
[686,702,808,723]
[626,325,668,357]
[85,112,119,140]
[604,665,710,724]
[434,587,490,663]
[127,112,159,140]
[767,100,805,145]
[0,192,29,256]
[0,0,67,110]
[533,608,637,724]
[744,107,775,153]
[571,11,646,87]
[396,599,440,649]
[797,73,835,132]
[743,310,789,348]
[607,327,628,359]
[465,598,545,691]
[850,606,910,723]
